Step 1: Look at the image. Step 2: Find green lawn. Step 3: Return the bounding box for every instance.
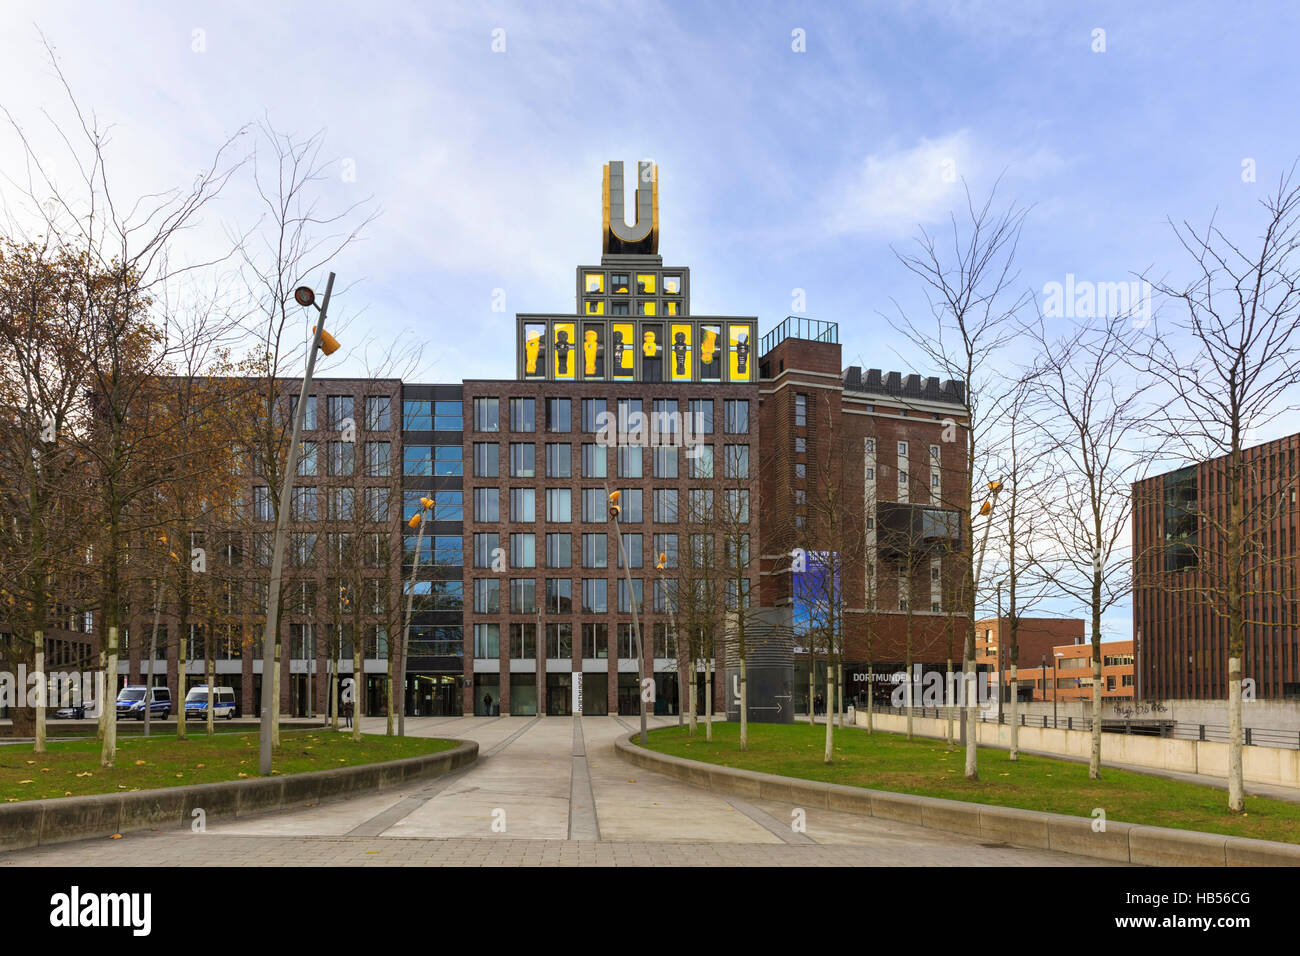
[0,730,457,802]
[642,721,1300,845]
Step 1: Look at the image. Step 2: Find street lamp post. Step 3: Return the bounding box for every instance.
[608,488,647,746]
[655,552,682,726]
[259,273,339,776]
[400,495,435,737]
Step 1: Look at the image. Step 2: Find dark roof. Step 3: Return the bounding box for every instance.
[842,366,965,406]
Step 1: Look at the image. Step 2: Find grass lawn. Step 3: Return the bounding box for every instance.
[0,730,457,802]
[642,720,1300,845]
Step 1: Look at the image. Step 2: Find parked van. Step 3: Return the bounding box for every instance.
[184,686,237,720]
[116,685,172,720]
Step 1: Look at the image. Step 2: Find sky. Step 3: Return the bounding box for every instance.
[3,0,1300,640]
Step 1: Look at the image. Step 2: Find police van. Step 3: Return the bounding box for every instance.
[183,686,237,720]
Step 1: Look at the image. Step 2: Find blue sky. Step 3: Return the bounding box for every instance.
[3,0,1300,637]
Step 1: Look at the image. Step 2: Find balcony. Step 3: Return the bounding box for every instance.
[876,502,961,557]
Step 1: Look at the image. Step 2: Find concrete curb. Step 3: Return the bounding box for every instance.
[614,735,1300,867]
[0,739,478,852]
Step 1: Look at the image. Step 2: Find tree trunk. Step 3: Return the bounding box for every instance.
[945,657,954,747]
[823,658,834,763]
[738,655,748,751]
[352,643,363,742]
[385,641,395,737]
[963,631,979,781]
[807,652,816,726]
[1009,666,1019,761]
[101,626,119,767]
[1089,657,1103,780]
[34,632,46,754]
[176,610,188,742]
[97,648,107,741]
[865,663,874,734]
[1228,655,1244,811]
[704,657,713,743]
[272,633,282,747]
[206,647,215,737]
[688,659,697,736]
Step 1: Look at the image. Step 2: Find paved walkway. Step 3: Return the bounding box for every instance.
[1,716,1121,867]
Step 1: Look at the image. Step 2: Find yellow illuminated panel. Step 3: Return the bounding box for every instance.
[637,274,656,294]
[663,275,681,295]
[670,323,692,380]
[639,300,656,315]
[584,299,605,315]
[642,328,660,358]
[523,322,546,378]
[611,322,635,379]
[553,322,576,379]
[728,324,752,381]
[699,324,722,380]
[664,300,679,316]
[585,273,604,294]
[582,323,604,378]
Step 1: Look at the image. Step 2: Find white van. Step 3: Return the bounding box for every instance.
[184,685,237,720]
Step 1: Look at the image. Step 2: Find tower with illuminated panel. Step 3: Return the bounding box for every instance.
[516,160,757,385]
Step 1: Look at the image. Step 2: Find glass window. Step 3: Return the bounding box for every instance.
[509,442,536,477]
[435,401,462,430]
[404,445,433,476]
[474,578,500,614]
[663,275,681,295]
[548,398,571,432]
[328,395,354,428]
[581,622,608,658]
[474,443,499,478]
[511,488,535,523]
[795,394,807,427]
[474,397,500,432]
[689,399,713,434]
[652,399,678,441]
[365,442,391,477]
[509,578,537,614]
[582,489,605,523]
[653,447,678,478]
[547,488,572,523]
[297,441,318,476]
[473,623,500,658]
[617,533,643,569]
[582,443,607,478]
[511,532,536,568]
[546,533,572,568]
[403,400,432,430]
[584,272,604,294]
[653,489,678,523]
[546,577,573,613]
[581,398,606,432]
[619,488,643,523]
[636,273,656,294]
[474,488,500,522]
[473,533,500,568]
[618,446,643,478]
[617,578,643,613]
[328,440,354,476]
[546,622,573,660]
[291,486,318,521]
[253,486,273,522]
[689,444,714,479]
[582,533,607,568]
[610,273,630,294]
[724,445,749,478]
[725,489,750,523]
[688,489,713,522]
[547,442,572,477]
[366,396,391,431]
[584,299,605,316]
[290,395,317,430]
[724,399,749,434]
[435,446,462,475]
[510,398,536,433]
[582,579,608,613]
[653,533,678,568]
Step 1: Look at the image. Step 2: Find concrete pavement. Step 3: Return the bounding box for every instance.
[0,715,1122,866]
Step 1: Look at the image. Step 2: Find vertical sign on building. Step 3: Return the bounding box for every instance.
[572,671,583,714]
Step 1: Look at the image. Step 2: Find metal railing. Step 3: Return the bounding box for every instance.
[872,706,1300,750]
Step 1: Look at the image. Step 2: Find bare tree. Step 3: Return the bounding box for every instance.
[1137,166,1300,811]
[891,180,1032,780]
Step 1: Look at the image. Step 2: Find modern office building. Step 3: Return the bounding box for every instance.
[85,160,974,722]
[1013,639,1135,703]
[1133,433,1300,700]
